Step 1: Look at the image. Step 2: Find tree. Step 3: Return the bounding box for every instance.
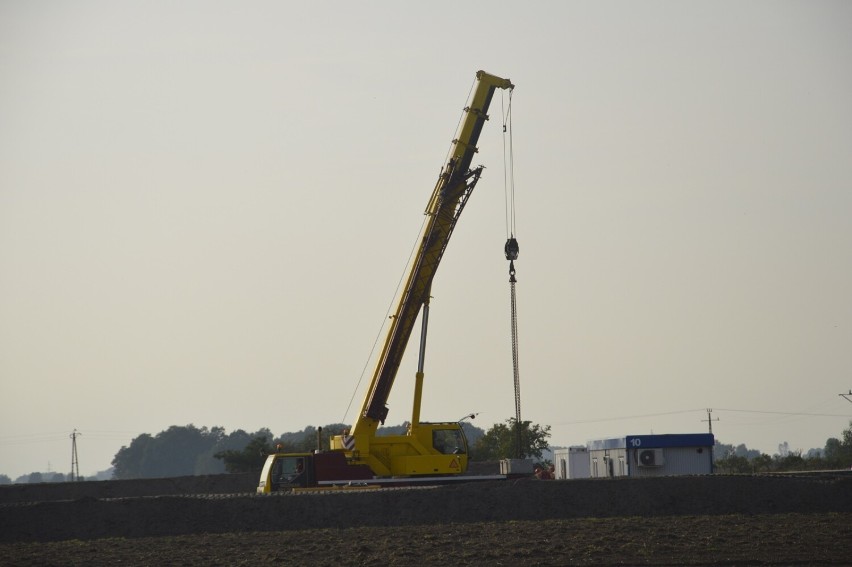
[752,453,773,472]
[775,450,806,471]
[711,423,852,473]
[111,433,154,479]
[215,435,275,473]
[213,424,361,473]
[469,418,551,461]
[143,425,225,477]
[112,425,236,479]
[0,474,10,485]
[714,442,761,461]
[376,422,485,447]
[377,424,407,436]
[460,422,486,447]
[824,420,852,469]
[715,454,751,474]
[276,424,350,453]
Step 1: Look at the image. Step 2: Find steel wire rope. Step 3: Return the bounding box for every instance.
[429,75,479,194]
[340,214,430,425]
[340,78,479,426]
[501,89,523,457]
[502,89,517,240]
[552,407,850,427]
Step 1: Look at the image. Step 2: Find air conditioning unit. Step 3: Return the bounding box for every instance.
[637,448,664,467]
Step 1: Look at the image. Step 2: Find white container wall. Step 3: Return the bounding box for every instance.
[565,433,715,478]
[553,446,591,479]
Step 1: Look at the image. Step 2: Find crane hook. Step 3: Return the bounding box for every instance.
[505,237,518,282]
[504,237,519,261]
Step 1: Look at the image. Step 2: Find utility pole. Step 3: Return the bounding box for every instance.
[70,429,81,482]
[840,390,852,405]
[702,408,719,435]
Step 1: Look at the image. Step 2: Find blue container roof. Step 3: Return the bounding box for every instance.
[589,433,715,450]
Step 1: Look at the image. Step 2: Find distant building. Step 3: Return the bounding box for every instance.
[553,433,715,479]
[587,433,715,478]
[552,446,591,479]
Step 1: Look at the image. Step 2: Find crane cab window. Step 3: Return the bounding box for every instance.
[271,456,307,488]
[433,428,467,455]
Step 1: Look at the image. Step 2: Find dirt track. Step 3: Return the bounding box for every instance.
[2,473,851,565]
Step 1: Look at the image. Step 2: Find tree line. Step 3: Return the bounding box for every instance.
[713,421,852,473]
[107,418,551,479]
[4,419,849,483]
[0,468,113,485]
[105,418,852,479]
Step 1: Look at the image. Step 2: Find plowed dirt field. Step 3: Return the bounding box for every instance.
[2,473,851,566]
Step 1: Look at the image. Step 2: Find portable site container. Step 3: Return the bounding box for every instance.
[587,433,714,478]
[553,446,591,479]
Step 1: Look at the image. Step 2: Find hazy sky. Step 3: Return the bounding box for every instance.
[2,1,851,480]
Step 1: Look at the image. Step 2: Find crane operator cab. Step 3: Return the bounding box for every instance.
[267,454,309,491]
[432,426,467,455]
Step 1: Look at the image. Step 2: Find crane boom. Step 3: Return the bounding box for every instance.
[354,70,513,435]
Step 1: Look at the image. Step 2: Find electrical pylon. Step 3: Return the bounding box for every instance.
[70,429,81,481]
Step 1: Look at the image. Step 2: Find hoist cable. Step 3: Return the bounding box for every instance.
[509,269,522,457]
[502,91,517,239]
[341,78,479,425]
[437,76,479,184]
[341,215,430,425]
[501,89,523,458]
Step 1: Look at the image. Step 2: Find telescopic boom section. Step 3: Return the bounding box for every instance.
[354,71,514,436]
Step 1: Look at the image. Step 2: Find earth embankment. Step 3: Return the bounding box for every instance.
[2,473,851,543]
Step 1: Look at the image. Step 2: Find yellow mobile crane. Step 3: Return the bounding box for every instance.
[258,70,514,492]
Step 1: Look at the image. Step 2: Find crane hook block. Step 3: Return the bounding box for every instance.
[504,237,519,261]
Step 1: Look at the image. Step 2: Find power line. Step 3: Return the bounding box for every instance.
[715,408,850,417]
[0,433,71,446]
[555,409,705,426]
[0,430,142,446]
[554,407,848,427]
